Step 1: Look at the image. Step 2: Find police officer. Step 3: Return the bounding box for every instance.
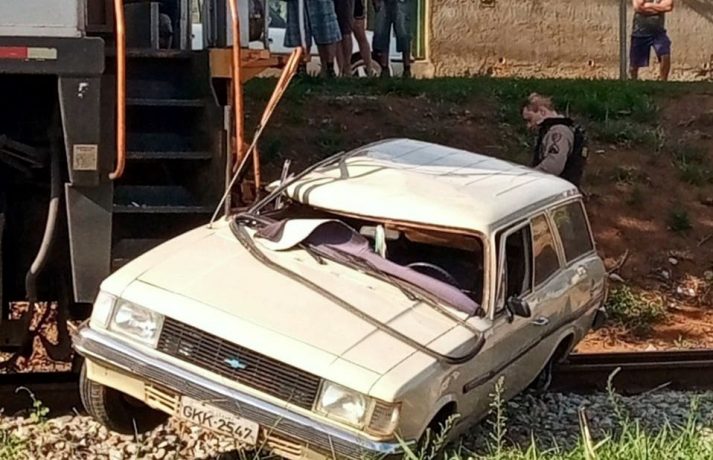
[522,93,587,188]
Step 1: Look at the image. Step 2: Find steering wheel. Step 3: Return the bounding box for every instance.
[406,262,460,287]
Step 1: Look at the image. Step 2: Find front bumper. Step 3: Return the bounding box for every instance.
[74,326,406,459]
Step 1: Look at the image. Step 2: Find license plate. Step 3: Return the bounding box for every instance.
[179,397,259,445]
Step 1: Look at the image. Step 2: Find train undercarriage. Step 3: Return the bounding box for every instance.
[0,0,284,371]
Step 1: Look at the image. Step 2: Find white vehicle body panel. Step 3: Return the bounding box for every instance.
[78,138,606,458]
[0,0,84,38]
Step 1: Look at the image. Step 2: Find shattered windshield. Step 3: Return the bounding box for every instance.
[251,201,486,314]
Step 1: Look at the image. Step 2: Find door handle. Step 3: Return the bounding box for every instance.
[531,316,550,326]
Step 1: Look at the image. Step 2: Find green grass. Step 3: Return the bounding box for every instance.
[402,376,713,460]
[605,286,666,334]
[595,120,660,148]
[244,76,675,127]
[1,388,47,460]
[673,145,712,186]
[0,431,26,460]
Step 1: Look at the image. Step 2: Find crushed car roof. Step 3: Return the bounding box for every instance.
[286,138,578,233]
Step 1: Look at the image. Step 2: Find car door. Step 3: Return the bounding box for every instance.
[515,212,571,382]
[458,220,540,419]
[549,200,607,315]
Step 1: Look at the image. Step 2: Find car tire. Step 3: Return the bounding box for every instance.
[529,357,554,393]
[79,362,167,435]
[350,52,390,77]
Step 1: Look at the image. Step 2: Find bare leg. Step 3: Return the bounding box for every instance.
[352,18,373,75]
[336,36,352,76]
[630,66,639,80]
[659,54,671,81]
[317,43,337,77]
[343,35,353,76]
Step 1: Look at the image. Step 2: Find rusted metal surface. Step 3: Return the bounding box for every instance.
[108,0,126,180]
[552,350,713,394]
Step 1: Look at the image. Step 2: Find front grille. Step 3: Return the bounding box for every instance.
[157,317,321,409]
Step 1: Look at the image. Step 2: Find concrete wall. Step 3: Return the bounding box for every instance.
[428,0,713,80]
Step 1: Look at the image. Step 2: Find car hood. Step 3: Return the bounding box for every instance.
[110,220,481,396]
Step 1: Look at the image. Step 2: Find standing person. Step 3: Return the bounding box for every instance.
[372,0,412,78]
[522,93,588,188]
[285,0,342,78]
[333,0,355,76]
[630,0,674,81]
[349,0,375,76]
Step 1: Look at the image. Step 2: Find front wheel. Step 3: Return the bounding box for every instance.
[79,362,167,434]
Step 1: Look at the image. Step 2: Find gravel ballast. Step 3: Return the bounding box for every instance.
[2,390,713,459]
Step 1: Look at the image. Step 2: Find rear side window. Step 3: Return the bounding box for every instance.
[531,214,560,286]
[551,201,594,263]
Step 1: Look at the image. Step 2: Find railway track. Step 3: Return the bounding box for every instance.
[552,350,713,394]
[1,350,713,416]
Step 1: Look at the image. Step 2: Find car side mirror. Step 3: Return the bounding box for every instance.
[507,296,532,319]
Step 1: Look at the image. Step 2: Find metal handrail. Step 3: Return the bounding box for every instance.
[109,0,126,180]
[227,0,245,169]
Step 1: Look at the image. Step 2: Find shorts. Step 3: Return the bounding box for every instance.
[630,31,671,68]
[354,0,365,20]
[372,0,411,54]
[333,0,355,36]
[284,0,342,47]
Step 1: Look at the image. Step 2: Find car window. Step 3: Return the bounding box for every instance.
[495,225,533,314]
[551,201,594,263]
[531,214,560,286]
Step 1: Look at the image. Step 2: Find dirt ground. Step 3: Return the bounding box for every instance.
[246,85,713,353]
[6,83,713,374]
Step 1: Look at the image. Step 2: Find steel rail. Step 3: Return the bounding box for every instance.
[4,350,713,418]
[552,350,713,394]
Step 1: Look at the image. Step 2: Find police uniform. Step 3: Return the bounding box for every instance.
[532,117,587,187]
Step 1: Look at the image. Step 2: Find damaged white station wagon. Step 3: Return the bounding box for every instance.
[74,139,607,459]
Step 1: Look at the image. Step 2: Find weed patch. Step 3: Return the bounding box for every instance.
[673,145,712,186]
[595,120,659,147]
[605,286,666,334]
[0,430,26,460]
[406,373,713,460]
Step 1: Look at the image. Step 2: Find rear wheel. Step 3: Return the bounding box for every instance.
[529,357,554,393]
[529,337,573,393]
[79,362,167,434]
